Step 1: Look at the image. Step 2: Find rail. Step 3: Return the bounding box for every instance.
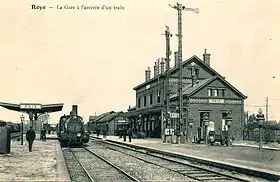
[95,139,251,182]
[69,148,95,182]
[83,147,140,182]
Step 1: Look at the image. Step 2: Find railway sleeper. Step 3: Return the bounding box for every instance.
[200,177,233,181]
[191,174,220,178]
[180,170,210,175]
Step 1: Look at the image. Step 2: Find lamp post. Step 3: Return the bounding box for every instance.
[188,119,194,143]
[256,108,265,153]
[225,111,232,146]
[20,114,25,145]
[203,113,209,145]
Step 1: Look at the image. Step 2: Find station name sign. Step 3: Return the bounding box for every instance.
[20,104,42,109]
[208,99,225,104]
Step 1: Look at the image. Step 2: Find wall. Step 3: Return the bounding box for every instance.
[187,103,243,140]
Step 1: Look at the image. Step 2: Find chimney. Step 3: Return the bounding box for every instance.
[72,105,78,116]
[160,58,165,74]
[145,67,151,81]
[174,51,178,67]
[203,49,211,66]
[154,62,158,77]
[157,59,160,75]
[191,68,198,87]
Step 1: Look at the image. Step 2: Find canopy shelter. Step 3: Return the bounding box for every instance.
[0,102,64,126]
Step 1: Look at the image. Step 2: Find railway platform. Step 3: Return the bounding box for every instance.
[0,134,70,181]
[91,134,280,180]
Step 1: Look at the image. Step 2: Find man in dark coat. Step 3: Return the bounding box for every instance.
[123,127,127,142]
[127,128,133,142]
[41,128,47,142]
[26,126,36,152]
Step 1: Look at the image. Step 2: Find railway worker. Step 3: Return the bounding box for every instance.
[127,128,132,142]
[26,126,36,152]
[41,128,47,142]
[122,127,127,142]
[103,129,107,139]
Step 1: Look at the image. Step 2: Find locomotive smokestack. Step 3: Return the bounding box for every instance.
[72,105,78,116]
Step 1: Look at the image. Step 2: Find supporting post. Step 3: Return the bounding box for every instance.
[21,121,23,145]
[169,3,199,144]
[256,108,264,160]
[162,25,172,143]
[20,114,25,145]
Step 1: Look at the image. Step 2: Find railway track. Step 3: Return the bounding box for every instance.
[93,139,251,182]
[65,147,139,182]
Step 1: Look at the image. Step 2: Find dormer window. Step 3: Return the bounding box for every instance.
[221,89,225,97]
[191,68,199,77]
[207,89,212,96]
[213,89,218,97]
[195,69,199,76]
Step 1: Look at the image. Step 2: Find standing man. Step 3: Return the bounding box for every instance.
[42,128,47,142]
[26,126,36,152]
[127,128,133,142]
[123,127,127,142]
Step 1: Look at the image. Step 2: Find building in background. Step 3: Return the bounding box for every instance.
[88,111,129,135]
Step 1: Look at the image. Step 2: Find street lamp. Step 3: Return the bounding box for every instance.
[188,119,194,143]
[256,108,265,151]
[20,114,25,145]
[203,113,209,145]
[225,111,232,146]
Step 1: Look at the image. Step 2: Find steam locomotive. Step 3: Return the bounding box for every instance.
[57,105,89,147]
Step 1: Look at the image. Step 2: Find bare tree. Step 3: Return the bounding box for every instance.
[39,113,50,124]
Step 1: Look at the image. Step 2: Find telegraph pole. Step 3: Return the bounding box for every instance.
[169,2,199,144]
[163,26,172,142]
[265,97,268,122]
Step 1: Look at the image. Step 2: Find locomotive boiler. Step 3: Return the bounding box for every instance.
[57,105,89,147]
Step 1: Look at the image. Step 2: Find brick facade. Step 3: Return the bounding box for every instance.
[127,49,247,141]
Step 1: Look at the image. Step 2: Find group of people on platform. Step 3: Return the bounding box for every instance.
[25,126,48,152]
[95,127,134,142]
[118,127,133,142]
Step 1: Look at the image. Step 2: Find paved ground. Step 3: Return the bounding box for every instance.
[95,135,280,174]
[0,134,70,182]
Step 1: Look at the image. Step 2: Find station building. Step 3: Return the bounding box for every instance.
[126,49,247,141]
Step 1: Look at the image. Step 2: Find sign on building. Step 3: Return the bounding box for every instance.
[208,99,225,104]
[170,113,179,118]
[20,104,42,109]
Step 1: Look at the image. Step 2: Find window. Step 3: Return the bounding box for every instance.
[144,96,147,106]
[138,98,141,108]
[195,69,199,76]
[207,89,212,96]
[150,94,153,105]
[191,68,199,77]
[221,89,225,97]
[213,89,218,97]
[157,91,161,103]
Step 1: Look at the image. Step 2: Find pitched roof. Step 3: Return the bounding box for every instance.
[133,55,247,99]
[90,111,115,123]
[170,76,247,99]
[97,111,123,123]
[133,55,205,90]
[170,77,213,99]
[89,116,98,121]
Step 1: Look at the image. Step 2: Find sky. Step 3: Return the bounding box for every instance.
[0,0,279,124]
